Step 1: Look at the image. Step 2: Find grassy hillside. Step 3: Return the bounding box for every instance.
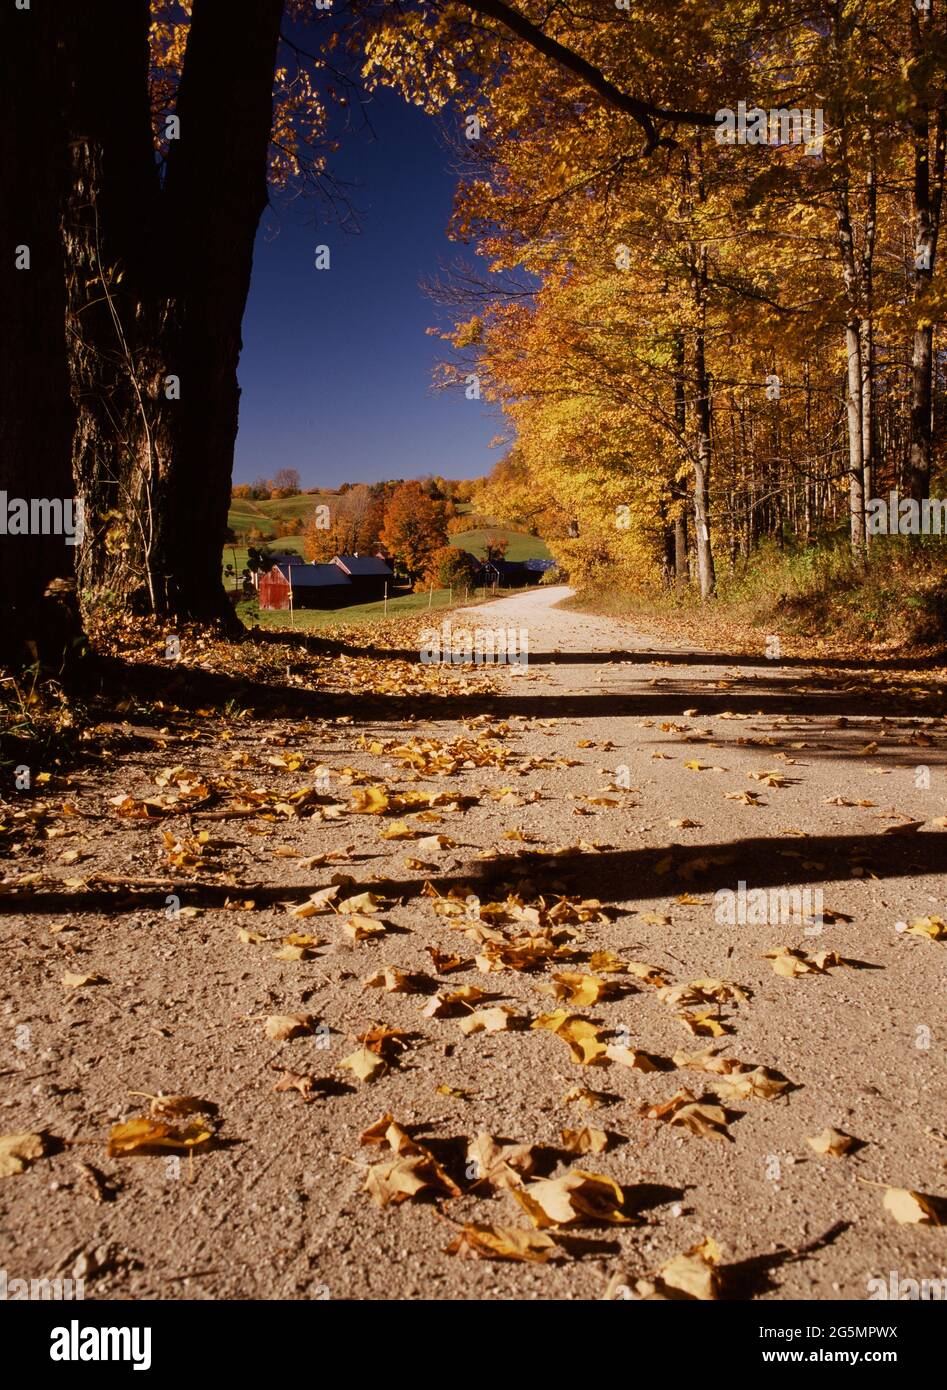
[449,527,551,562]
[227,493,333,539]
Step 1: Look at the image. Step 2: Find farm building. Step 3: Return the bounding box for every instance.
[258,561,352,610]
[330,554,393,602]
[474,557,552,588]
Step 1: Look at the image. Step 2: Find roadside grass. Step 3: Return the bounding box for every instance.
[563,535,947,654]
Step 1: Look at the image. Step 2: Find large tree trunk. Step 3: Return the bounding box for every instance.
[60,1,168,613]
[160,0,284,622]
[60,0,283,627]
[0,3,81,668]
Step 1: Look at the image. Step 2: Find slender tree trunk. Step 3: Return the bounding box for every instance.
[845,320,866,553]
[0,3,81,668]
[907,10,945,502]
[671,330,689,582]
[691,254,716,599]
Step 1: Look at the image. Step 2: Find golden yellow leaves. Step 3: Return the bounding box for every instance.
[363,965,420,994]
[748,769,793,788]
[710,1067,790,1102]
[339,1024,411,1083]
[349,784,473,816]
[561,1126,609,1156]
[532,1010,607,1065]
[543,970,615,1008]
[0,1132,46,1177]
[107,1116,213,1157]
[339,1046,387,1083]
[458,1005,518,1035]
[563,1085,609,1109]
[605,1044,660,1072]
[349,785,390,815]
[902,915,946,941]
[763,946,846,977]
[420,984,487,1017]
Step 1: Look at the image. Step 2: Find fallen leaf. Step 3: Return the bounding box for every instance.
[806,1127,855,1157]
[107,1117,212,1157]
[512,1169,633,1227]
[262,1013,314,1042]
[561,1126,609,1155]
[882,1187,942,1225]
[532,1010,608,1065]
[0,1132,45,1177]
[339,1046,386,1083]
[445,1223,557,1263]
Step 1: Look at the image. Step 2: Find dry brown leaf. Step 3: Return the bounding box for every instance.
[339,1046,386,1083]
[61,972,106,989]
[561,1126,609,1155]
[562,1085,609,1109]
[710,1067,791,1101]
[445,1222,558,1263]
[640,1237,722,1300]
[806,1127,855,1157]
[262,1013,313,1042]
[512,1169,633,1228]
[467,1132,537,1190]
[0,1132,45,1178]
[458,1006,516,1035]
[605,1044,660,1072]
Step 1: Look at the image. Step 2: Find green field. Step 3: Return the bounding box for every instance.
[236,584,492,632]
[227,493,333,540]
[448,528,551,562]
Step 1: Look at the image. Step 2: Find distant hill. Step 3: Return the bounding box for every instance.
[449,528,551,562]
[228,493,333,539]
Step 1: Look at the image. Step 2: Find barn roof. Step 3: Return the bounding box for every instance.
[273,562,351,587]
[332,554,393,577]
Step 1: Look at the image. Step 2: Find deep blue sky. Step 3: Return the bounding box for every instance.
[234,88,502,490]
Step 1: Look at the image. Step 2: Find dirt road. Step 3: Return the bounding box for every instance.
[3,586,946,1300]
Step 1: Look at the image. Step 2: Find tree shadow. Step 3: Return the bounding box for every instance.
[5,831,945,916]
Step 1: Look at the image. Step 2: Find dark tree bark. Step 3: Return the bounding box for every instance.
[0,3,80,668]
[160,0,285,622]
[60,0,283,626]
[60,0,167,611]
